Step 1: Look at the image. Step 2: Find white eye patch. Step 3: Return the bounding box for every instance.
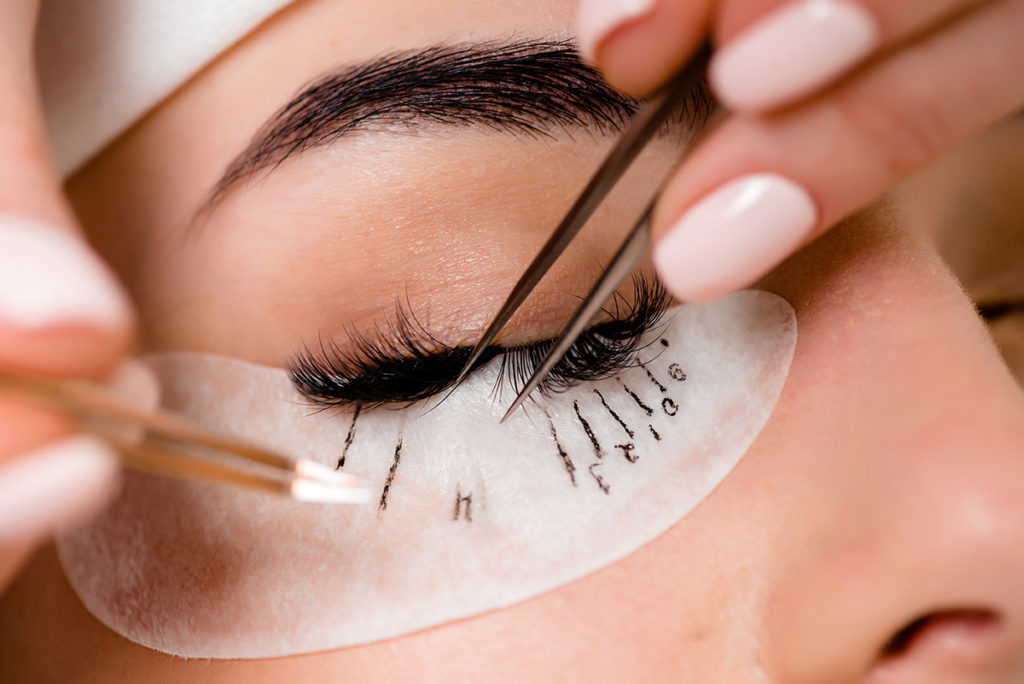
[57,290,797,659]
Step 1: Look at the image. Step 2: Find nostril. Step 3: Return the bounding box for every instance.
[878,608,1004,661]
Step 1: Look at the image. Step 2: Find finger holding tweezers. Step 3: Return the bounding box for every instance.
[454,42,713,388]
[0,370,369,504]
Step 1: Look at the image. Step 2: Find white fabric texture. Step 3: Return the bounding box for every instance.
[35,0,295,177]
[58,292,798,658]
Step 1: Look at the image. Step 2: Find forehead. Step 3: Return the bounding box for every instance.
[68,0,580,224]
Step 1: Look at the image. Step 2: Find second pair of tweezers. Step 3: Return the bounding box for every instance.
[457,44,713,421]
[0,369,369,504]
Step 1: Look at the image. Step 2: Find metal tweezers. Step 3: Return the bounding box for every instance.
[0,369,369,504]
[456,45,713,422]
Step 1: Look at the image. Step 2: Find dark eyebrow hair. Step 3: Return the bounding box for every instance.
[201,39,712,211]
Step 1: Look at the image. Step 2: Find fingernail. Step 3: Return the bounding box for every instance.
[0,435,120,545]
[711,0,879,111]
[0,214,131,330]
[654,174,817,302]
[576,0,658,62]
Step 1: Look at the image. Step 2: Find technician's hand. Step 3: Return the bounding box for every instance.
[0,0,133,589]
[577,0,1024,301]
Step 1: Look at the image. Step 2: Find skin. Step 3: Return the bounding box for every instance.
[0,1,132,590]
[900,115,1024,381]
[2,0,1024,681]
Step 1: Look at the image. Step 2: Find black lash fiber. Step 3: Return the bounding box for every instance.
[495,275,671,394]
[288,275,671,410]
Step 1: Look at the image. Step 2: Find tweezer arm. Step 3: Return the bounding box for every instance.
[0,370,368,503]
[500,205,652,422]
[453,43,712,386]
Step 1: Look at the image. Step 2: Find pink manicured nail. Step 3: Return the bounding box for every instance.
[576,0,658,62]
[0,435,120,545]
[654,174,817,302]
[0,214,131,330]
[711,0,879,111]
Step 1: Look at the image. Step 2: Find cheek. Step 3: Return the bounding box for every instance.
[744,220,1024,681]
[56,292,796,659]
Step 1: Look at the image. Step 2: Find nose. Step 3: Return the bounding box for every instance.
[762,375,1024,683]
[861,417,1024,684]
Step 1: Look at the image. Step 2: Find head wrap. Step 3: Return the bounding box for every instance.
[36,0,295,177]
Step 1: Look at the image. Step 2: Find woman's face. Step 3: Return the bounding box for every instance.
[4,0,1024,681]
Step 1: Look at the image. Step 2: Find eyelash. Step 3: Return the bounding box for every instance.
[288,275,671,410]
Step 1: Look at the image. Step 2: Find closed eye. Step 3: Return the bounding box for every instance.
[288,275,670,409]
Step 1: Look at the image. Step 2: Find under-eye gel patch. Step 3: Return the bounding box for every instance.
[58,290,797,659]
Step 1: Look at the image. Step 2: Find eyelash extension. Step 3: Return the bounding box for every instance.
[288,275,671,410]
[495,276,670,394]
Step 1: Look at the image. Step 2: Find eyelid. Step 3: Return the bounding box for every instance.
[288,275,670,409]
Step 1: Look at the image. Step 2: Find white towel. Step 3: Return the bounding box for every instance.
[35,0,295,177]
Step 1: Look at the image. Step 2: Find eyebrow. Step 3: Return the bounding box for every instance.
[201,39,712,211]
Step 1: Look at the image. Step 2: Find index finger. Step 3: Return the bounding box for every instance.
[0,0,69,226]
[0,1,132,376]
[577,0,714,94]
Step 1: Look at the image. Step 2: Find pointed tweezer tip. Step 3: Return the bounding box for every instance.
[452,340,489,390]
[499,392,530,424]
[291,478,371,505]
[292,459,370,504]
[295,458,360,486]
